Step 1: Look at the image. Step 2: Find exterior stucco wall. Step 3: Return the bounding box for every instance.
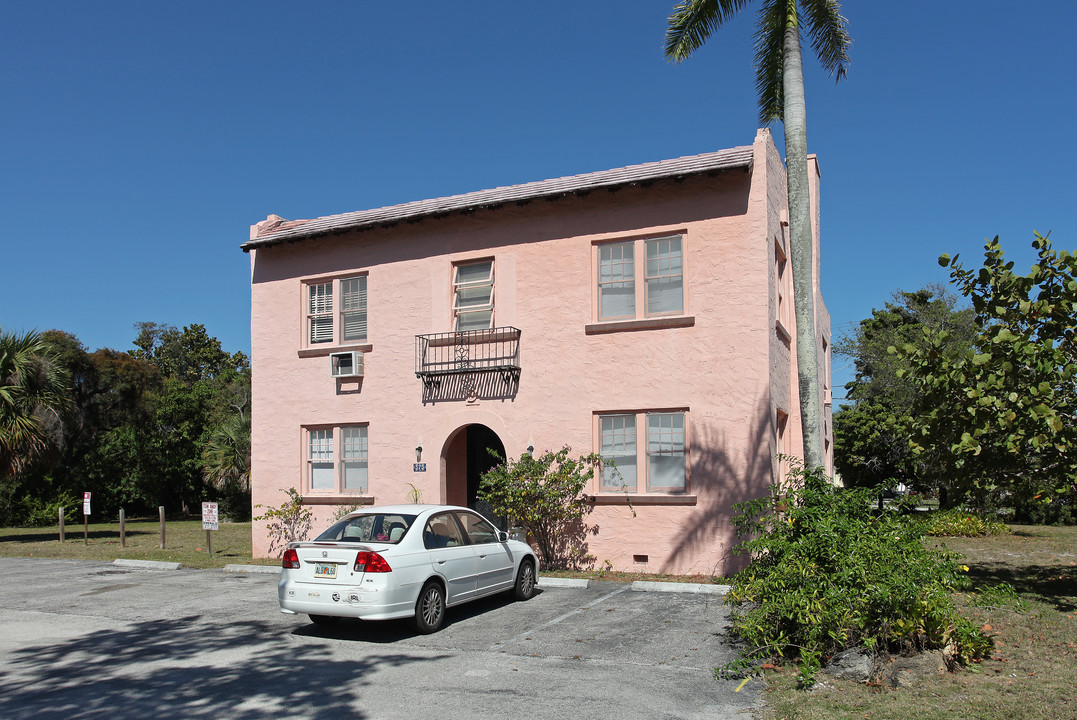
[249,131,827,574]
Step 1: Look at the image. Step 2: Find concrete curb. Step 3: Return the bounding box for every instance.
[631,580,730,595]
[537,577,590,588]
[113,559,182,571]
[224,564,282,574]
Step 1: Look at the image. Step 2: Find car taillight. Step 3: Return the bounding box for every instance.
[354,550,391,573]
[282,548,300,569]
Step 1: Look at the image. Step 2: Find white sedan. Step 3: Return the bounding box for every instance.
[278,504,539,633]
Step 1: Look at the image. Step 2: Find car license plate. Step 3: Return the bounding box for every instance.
[314,563,337,579]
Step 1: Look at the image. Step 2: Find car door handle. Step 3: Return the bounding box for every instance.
[437,560,446,565]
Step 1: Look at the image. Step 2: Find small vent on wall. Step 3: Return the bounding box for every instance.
[633,554,649,564]
[330,351,364,378]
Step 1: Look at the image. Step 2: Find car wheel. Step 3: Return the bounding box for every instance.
[309,614,339,627]
[513,559,536,601]
[414,580,445,634]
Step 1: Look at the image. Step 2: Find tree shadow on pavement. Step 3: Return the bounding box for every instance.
[0,614,443,720]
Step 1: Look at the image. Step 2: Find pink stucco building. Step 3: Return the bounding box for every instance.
[244,128,832,575]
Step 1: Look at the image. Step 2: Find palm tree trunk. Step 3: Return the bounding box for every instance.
[781,19,824,470]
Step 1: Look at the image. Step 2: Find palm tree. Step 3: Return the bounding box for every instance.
[666,0,850,470]
[0,329,71,479]
[202,412,251,492]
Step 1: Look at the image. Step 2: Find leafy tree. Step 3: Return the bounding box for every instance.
[833,287,975,490]
[895,233,1077,510]
[478,447,601,570]
[133,322,248,387]
[665,0,850,470]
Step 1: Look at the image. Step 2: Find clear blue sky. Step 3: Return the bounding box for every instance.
[3,2,1075,397]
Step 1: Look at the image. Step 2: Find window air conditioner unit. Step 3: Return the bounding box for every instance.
[330,351,363,378]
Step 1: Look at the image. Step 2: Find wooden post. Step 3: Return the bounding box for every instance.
[159,506,166,549]
[59,507,65,543]
[84,514,88,545]
[119,508,126,547]
[206,529,212,557]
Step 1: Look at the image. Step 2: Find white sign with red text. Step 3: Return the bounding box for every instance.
[201,502,219,531]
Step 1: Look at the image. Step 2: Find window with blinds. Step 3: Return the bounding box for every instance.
[304,275,368,347]
[309,283,333,344]
[307,425,369,493]
[340,276,367,342]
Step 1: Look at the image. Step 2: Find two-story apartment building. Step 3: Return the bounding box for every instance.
[243,128,832,575]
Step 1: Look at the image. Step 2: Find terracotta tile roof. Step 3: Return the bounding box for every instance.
[242,144,754,251]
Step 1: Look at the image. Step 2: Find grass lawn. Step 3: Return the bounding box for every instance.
[760,524,1077,720]
[0,518,277,569]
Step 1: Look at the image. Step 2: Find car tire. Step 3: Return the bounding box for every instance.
[513,559,536,601]
[309,614,339,627]
[414,580,445,634]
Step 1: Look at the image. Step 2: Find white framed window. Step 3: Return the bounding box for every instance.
[596,235,684,321]
[597,410,688,493]
[306,425,369,493]
[453,260,494,331]
[303,275,368,347]
[599,414,637,491]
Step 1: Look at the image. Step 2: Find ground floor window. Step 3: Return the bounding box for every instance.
[306,425,369,493]
[597,410,687,493]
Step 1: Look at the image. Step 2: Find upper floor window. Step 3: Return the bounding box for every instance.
[453,260,494,331]
[307,425,369,493]
[775,239,792,332]
[597,236,684,321]
[597,410,688,493]
[305,275,368,346]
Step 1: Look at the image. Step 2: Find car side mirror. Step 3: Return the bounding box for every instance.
[497,531,508,543]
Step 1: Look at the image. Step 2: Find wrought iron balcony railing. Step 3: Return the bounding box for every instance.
[415,327,521,389]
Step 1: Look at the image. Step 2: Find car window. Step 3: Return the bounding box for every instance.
[316,514,416,544]
[423,513,465,549]
[455,511,499,545]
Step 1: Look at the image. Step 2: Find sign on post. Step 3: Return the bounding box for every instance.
[201,502,219,557]
[82,492,91,545]
[201,502,219,531]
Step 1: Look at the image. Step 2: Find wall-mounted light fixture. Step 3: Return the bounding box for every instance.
[526,434,535,455]
[416,435,423,463]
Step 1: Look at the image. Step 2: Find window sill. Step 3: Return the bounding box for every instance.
[585,494,697,506]
[585,316,695,335]
[300,495,375,506]
[775,319,792,343]
[298,343,373,358]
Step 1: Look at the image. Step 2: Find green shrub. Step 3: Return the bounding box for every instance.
[478,446,600,571]
[254,487,312,556]
[17,491,79,527]
[925,509,1010,537]
[720,462,992,680]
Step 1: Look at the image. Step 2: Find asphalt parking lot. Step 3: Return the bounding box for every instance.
[0,558,758,720]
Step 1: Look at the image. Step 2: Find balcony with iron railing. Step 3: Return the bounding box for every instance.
[415,327,521,402]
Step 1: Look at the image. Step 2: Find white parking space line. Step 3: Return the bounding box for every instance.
[491,584,632,650]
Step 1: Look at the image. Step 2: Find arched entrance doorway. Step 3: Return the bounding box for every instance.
[442,424,506,527]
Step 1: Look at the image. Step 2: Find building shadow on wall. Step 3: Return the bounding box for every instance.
[663,396,775,577]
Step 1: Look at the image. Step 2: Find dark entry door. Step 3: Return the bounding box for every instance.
[466,425,507,530]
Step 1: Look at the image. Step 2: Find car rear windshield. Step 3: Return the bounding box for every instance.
[315,514,417,544]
